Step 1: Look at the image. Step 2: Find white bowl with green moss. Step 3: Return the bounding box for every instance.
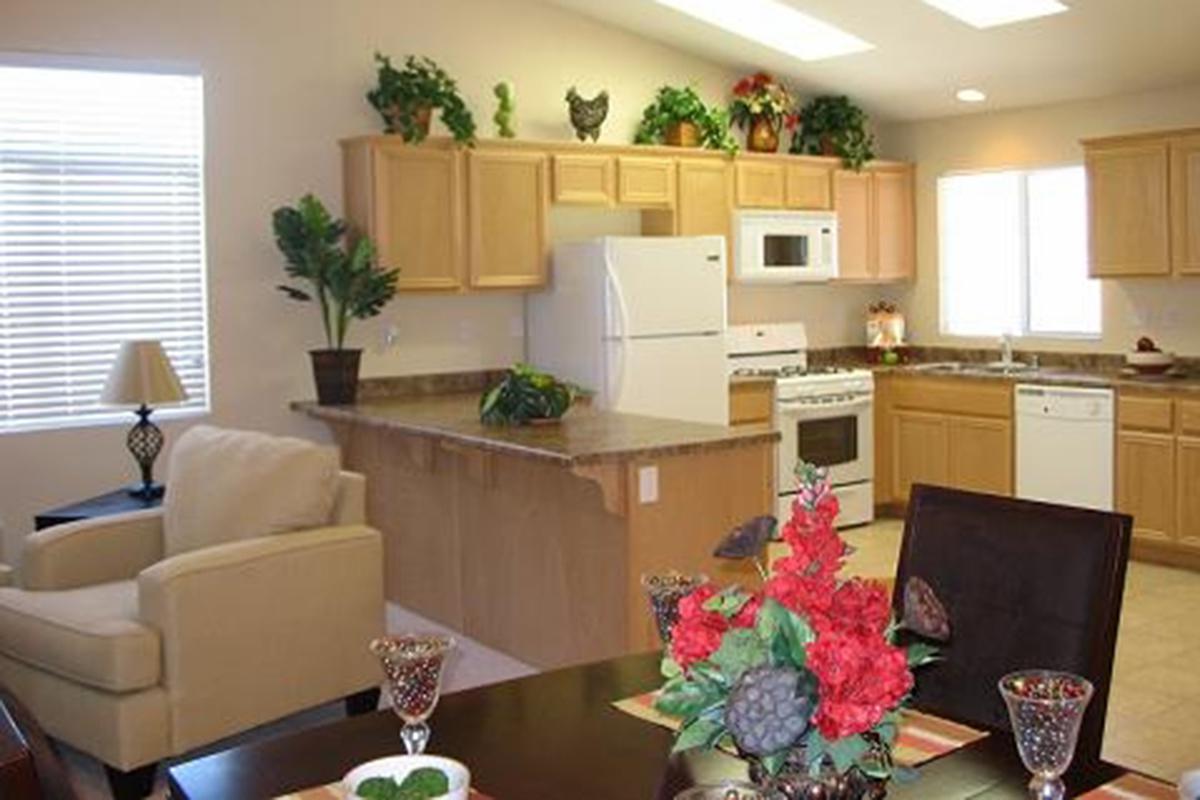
[342,754,470,800]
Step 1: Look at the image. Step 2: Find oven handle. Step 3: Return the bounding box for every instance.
[776,394,873,413]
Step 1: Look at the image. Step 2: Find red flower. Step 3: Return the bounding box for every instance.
[752,71,772,88]
[828,578,892,638]
[733,77,753,97]
[806,630,913,740]
[670,585,761,669]
[763,570,835,625]
[785,113,799,132]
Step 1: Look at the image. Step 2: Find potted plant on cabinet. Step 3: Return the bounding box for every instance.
[634,85,738,154]
[366,53,477,145]
[729,71,797,153]
[790,95,875,171]
[273,194,399,405]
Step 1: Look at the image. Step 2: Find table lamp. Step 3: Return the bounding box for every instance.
[99,340,188,499]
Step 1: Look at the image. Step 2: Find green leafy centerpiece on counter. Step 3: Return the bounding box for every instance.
[367,53,476,145]
[479,363,578,426]
[634,85,738,154]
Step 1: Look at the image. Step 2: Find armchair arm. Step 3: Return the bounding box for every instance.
[137,524,384,753]
[21,509,164,590]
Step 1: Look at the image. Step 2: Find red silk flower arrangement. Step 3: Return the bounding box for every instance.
[655,463,948,791]
[729,71,798,135]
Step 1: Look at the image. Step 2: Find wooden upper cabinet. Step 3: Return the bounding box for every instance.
[735,161,785,208]
[553,154,614,206]
[617,157,675,207]
[873,167,915,281]
[1085,140,1171,277]
[343,139,464,292]
[1171,134,1200,275]
[467,150,549,289]
[784,162,832,210]
[677,159,733,264]
[834,169,872,280]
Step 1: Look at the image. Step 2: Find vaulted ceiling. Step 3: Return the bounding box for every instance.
[544,0,1200,121]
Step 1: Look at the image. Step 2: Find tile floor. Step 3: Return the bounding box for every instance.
[64,517,1200,797]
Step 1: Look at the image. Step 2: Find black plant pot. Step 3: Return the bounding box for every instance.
[310,349,362,405]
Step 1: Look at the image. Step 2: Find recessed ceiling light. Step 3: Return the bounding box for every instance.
[956,88,987,103]
[922,0,1068,29]
[654,0,874,62]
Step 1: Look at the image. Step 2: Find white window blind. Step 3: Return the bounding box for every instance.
[938,165,1100,339]
[0,61,209,433]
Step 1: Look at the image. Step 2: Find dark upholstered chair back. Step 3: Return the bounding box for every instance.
[0,686,77,800]
[894,485,1131,768]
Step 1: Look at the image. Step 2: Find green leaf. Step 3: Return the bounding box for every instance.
[654,676,723,720]
[672,717,726,754]
[907,641,940,668]
[760,750,789,777]
[708,628,768,684]
[702,586,751,619]
[660,655,682,680]
[756,599,813,668]
[803,729,831,775]
[826,735,871,773]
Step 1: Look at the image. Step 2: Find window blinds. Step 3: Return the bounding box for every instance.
[0,62,209,433]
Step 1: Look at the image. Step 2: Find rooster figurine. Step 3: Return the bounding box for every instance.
[565,87,609,142]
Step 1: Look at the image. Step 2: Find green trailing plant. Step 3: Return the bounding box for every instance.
[634,85,738,155]
[493,81,516,138]
[366,53,476,145]
[790,95,875,171]
[479,364,578,426]
[273,194,399,350]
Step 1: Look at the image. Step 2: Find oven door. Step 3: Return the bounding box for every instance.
[776,393,873,491]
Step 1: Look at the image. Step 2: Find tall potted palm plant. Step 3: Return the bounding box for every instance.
[273,194,399,405]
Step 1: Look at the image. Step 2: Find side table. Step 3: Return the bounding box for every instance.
[34,489,164,531]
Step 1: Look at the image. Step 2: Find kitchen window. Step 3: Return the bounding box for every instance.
[938,165,1100,338]
[0,58,209,433]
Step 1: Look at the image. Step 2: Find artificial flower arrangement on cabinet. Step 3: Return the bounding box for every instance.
[729,72,798,154]
[654,463,947,799]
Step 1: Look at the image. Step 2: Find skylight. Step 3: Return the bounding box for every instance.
[654,0,874,62]
[922,0,1068,29]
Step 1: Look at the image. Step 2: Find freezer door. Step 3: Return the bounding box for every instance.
[606,333,729,425]
[604,237,727,338]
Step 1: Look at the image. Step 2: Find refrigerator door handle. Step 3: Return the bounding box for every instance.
[605,262,631,406]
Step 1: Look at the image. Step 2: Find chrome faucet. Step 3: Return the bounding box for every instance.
[1000,333,1015,366]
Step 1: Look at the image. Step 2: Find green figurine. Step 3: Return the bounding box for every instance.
[493,81,516,138]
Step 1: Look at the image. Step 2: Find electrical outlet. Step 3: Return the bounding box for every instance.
[638,465,659,504]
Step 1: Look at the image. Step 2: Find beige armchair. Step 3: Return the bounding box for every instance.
[0,468,385,800]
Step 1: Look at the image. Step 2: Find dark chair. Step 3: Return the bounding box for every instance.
[893,484,1131,768]
[0,685,77,800]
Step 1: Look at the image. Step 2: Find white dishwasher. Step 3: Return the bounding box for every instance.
[1015,384,1114,511]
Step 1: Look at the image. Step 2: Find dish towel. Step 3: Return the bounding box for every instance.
[612,690,988,767]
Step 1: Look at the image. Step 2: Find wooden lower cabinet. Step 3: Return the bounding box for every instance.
[729,381,772,427]
[948,416,1012,496]
[892,410,950,501]
[1117,431,1176,543]
[1175,437,1200,550]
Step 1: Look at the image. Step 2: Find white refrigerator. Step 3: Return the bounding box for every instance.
[526,236,729,426]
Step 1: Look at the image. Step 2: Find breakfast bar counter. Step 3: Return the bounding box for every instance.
[295,394,777,669]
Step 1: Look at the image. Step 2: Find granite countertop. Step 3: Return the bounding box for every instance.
[870,363,1200,395]
[294,394,779,467]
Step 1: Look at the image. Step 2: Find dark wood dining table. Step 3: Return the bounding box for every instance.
[167,652,1126,800]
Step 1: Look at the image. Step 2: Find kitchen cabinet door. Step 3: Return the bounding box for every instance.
[1117,431,1175,543]
[1176,437,1200,551]
[892,410,950,503]
[735,161,785,209]
[948,415,1012,496]
[1170,134,1200,275]
[1086,142,1171,277]
[677,159,733,273]
[467,150,549,289]
[553,154,614,206]
[618,157,675,207]
[834,169,872,281]
[873,166,915,281]
[784,161,832,210]
[344,140,464,291]
[729,381,772,427]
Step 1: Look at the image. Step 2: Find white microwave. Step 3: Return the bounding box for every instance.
[733,210,838,283]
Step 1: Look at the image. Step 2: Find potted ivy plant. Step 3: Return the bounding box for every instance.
[273,194,399,405]
[366,53,477,145]
[790,95,875,171]
[634,85,738,154]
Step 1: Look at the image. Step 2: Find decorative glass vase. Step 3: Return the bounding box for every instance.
[748,117,780,153]
[370,633,455,755]
[998,670,1094,800]
[641,571,708,645]
[747,752,887,800]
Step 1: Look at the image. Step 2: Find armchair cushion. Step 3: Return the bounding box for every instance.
[0,581,159,693]
[164,425,340,557]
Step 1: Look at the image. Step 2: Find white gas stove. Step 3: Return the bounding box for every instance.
[728,324,875,528]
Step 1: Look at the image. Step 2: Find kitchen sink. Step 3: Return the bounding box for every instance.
[982,361,1037,374]
[909,361,969,373]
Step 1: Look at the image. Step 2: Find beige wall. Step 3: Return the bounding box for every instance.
[884,81,1200,354]
[0,0,749,559]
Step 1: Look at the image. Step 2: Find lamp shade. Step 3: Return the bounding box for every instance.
[99,340,188,406]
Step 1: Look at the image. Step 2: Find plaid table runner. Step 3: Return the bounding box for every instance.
[613,690,988,767]
[1077,773,1178,799]
[276,786,492,799]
